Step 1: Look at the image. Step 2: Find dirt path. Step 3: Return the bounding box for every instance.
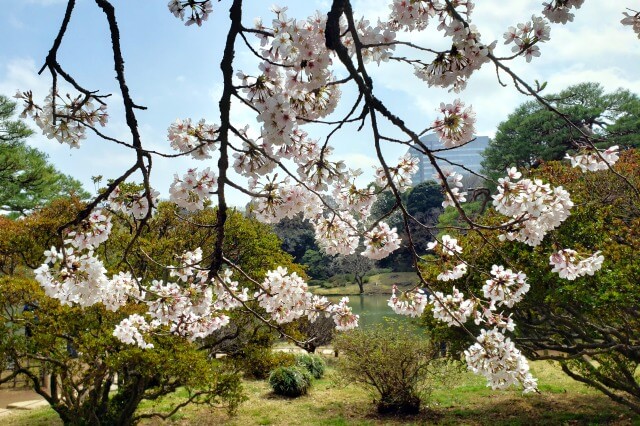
[0,388,44,408]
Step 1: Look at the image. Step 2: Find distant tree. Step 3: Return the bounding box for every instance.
[272,213,318,263]
[0,95,88,217]
[300,249,333,280]
[331,252,375,294]
[482,83,640,179]
[406,181,444,252]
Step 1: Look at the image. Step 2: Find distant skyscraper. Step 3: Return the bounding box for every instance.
[407,133,490,184]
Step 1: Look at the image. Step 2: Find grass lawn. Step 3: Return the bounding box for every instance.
[310,272,420,296]
[8,360,639,425]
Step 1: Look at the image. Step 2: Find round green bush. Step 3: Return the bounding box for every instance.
[295,353,326,379]
[268,366,312,397]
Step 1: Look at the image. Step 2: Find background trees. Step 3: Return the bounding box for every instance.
[482,83,640,179]
[0,95,88,217]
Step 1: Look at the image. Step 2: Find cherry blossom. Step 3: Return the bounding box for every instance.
[433,99,476,148]
[465,328,537,393]
[429,286,474,326]
[388,286,429,318]
[361,222,401,260]
[549,249,604,280]
[482,265,530,308]
[566,145,619,172]
[622,10,640,38]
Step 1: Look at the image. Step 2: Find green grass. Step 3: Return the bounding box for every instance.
[5,361,639,425]
[310,272,420,296]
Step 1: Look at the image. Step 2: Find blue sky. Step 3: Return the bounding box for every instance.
[1,0,639,206]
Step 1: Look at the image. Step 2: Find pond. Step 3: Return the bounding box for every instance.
[328,294,416,328]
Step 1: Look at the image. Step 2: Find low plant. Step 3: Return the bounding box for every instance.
[238,347,296,380]
[268,366,312,397]
[334,323,440,415]
[296,353,326,379]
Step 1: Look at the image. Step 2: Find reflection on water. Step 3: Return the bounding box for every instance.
[328,294,413,328]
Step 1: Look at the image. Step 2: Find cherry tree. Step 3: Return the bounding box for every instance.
[13,0,640,396]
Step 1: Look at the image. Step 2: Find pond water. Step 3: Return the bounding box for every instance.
[328,294,414,328]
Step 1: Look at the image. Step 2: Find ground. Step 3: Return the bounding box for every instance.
[4,360,638,425]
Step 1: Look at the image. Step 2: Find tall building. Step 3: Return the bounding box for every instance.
[407,133,490,184]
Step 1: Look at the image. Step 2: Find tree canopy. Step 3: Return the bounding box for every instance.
[482,83,640,178]
[0,95,88,217]
[424,150,640,413]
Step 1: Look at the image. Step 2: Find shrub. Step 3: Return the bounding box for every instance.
[296,353,326,379]
[268,366,312,397]
[239,347,296,380]
[334,323,439,415]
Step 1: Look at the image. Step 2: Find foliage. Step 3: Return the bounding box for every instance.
[273,214,318,263]
[0,198,309,422]
[268,366,313,397]
[235,347,296,380]
[0,95,88,217]
[295,353,326,379]
[330,252,375,294]
[425,150,640,413]
[301,249,333,280]
[289,315,335,354]
[0,277,245,425]
[482,82,640,179]
[334,323,439,414]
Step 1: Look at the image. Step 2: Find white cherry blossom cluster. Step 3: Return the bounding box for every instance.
[542,0,585,24]
[565,145,619,172]
[361,222,401,260]
[549,249,604,280]
[503,15,551,62]
[169,167,217,212]
[473,307,516,332]
[66,209,112,250]
[15,90,108,148]
[313,212,360,256]
[465,328,537,393]
[388,285,429,318]
[437,263,468,281]
[256,267,358,330]
[250,178,322,223]
[482,265,530,308]
[427,235,468,281]
[167,0,213,26]
[375,154,419,192]
[108,186,160,220]
[257,266,316,324]
[493,168,573,246]
[622,10,640,38]
[329,297,360,331]
[347,17,397,65]
[429,286,475,326]
[427,234,463,256]
[435,170,467,208]
[407,2,496,92]
[168,118,219,159]
[332,173,377,218]
[388,0,435,32]
[433,99,476,148]
[113,314,156,349]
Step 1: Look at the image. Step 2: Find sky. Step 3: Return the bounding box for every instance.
[1,0,639,207]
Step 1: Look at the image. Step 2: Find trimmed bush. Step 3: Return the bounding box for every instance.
[296,353,326,379]
[268,366,312,397]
